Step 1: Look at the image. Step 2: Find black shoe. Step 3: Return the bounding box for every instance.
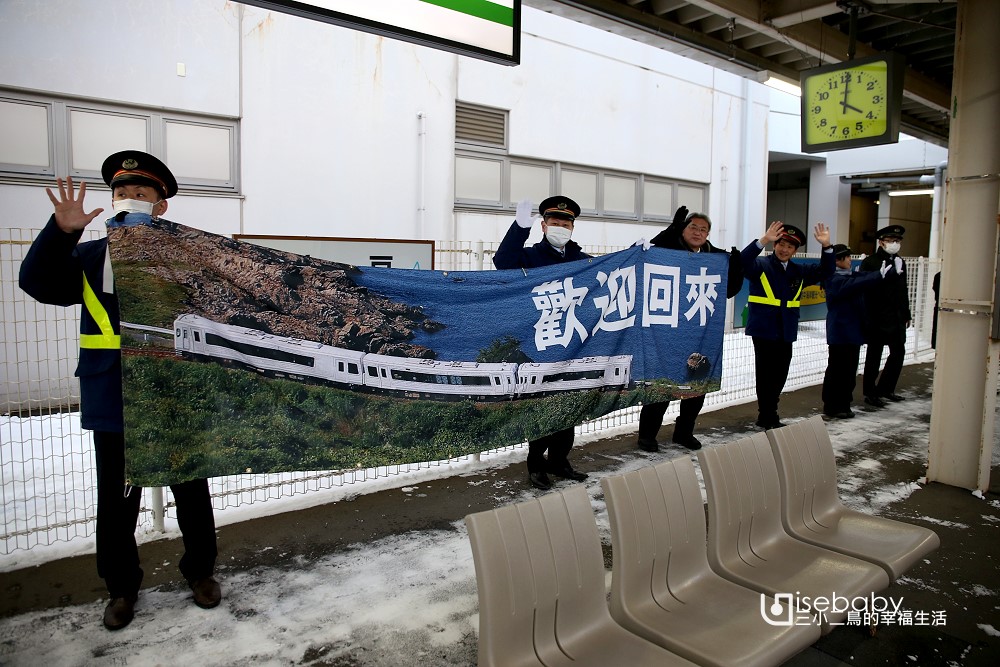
[637,437,659,452]
[864,395,886,408]
[755,417,784,430]
[103,595,137,630]
[824,410,855,420]
[672,435,702,450]
[528,471,552,490]
[547,465,588,482]
[189,576,222,609]
[883,393,905,402]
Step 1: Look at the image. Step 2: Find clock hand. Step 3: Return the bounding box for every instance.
[841,101,864,113]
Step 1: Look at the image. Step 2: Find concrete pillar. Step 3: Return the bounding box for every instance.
[927,0,1000,491]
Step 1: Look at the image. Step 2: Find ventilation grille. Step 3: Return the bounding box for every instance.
[456,103,506,147]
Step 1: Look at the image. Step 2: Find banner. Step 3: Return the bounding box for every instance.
[109,219,728,485]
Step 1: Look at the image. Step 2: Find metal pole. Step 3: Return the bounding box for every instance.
[151,487,165,533]
[928,0,1000,492]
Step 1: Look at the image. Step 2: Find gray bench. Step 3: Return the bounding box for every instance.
[765,416,940,581]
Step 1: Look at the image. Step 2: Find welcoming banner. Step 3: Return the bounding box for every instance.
[109,218,728,485]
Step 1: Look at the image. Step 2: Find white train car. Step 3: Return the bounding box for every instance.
[174,314,365,387]
[515,355,632,396]
[361,353,518,400]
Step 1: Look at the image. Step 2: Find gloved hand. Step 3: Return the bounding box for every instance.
[894,256,903,273]
[672,205,690,227]
[633,238,652,251]
[515,199,534,229]
[879,260,892,278]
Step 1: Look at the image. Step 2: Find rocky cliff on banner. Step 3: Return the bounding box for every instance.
[108,220,443,358]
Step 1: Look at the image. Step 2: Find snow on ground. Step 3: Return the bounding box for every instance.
[1,378,980,667]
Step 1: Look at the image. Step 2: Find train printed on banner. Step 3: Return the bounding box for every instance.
[171,314,632,401]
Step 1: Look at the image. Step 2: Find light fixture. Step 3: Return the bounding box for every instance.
[887,189,934,197]
[755,70,801,97]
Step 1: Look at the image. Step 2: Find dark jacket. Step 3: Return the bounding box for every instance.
[823,268,882,345]
[741,241,835,342]
[860,247,910,340]
[492,221,590,269]
[649,218,744,298]
[19,215,124,432]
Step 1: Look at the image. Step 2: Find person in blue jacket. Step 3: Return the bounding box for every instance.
[821,244,896,418]
[493,195,589,490]
[742,220,835,429]
[19,151,221,631]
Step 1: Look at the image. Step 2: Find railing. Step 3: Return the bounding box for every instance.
[0,228,940,555]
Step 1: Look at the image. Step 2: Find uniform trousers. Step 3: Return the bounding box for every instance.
[863,333,905,398]
[638,395,706,442]
[752,337,794,422]
[822,343,861,415]
[525,427,575,474]
[94,431,218,598]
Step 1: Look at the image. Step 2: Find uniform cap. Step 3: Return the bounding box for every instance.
[101,150,178,199]
[777,224,806,247]
[538,195,581,221]
[875,225,906,239]
[832,243,852,258]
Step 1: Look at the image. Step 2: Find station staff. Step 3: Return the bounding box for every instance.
[493,195,589,490]
[821,244,895,418]
[860,225,909,407]
[741,221,835,429]
[19,151,221,631]
[636,206,744,452]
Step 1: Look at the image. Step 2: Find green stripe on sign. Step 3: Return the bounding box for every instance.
[419,0,514,27]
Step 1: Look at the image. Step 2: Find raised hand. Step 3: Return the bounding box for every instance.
[761,220,785,245]
[514,199,535,229]
[812,222,831,247]
[45,177,104,234]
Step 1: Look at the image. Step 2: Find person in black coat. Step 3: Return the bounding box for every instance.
[821,244,895,418]
[19,151,221,631]
[636,206,744,451]
[492,195,590,490]
[859,225,910,407]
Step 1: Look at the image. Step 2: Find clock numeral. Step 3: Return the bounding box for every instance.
[819,119,828,127]
[827,80,839,90]
[812,106,821,114]
[872,95,882,104]
[866,111,874,119]
[856,122,864,132]
[866,81,876,91]
[842,127,851,136]
[840,72,853,84]
[818,91,830,101]
[830,125,838,135]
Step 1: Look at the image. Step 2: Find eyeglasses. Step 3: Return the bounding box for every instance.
[687,227,710,235]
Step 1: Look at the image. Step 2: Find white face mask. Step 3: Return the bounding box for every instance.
[112,198,157,216]
[545,225,572,249]
[883,241,901,255]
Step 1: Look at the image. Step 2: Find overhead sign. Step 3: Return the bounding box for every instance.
[240,0,520,65]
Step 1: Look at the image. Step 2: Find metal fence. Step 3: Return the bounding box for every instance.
[0,228,939,555]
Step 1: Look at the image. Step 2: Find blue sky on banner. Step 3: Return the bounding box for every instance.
[351,246,729,383]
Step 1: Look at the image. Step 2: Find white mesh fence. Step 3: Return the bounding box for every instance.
[1,229,939,554]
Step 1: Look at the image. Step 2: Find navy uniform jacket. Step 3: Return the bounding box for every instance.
[19,215,124,432]
[859,248,910,339]
[741,241,835,342]
[493,221,590,269]
[824,269,882,345]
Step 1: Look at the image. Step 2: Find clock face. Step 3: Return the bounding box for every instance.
[803,60,888,145]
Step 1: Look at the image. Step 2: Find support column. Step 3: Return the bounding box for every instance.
[927,0,1000,491]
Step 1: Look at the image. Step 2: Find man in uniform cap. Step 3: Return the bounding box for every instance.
[821,244,897,418]
[860,225,909,406]
[493,195,589,490]
[741,220,835,429]
[19,150,221,630]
